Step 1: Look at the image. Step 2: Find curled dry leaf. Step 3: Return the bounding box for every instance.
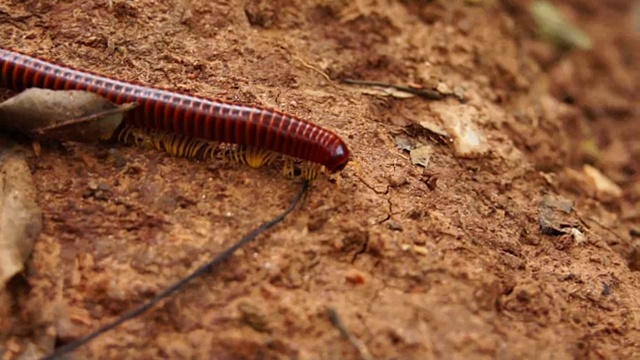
[0,88,135,143]
[0,147,43,287]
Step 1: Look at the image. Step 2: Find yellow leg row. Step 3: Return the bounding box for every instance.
[113,124,323,180]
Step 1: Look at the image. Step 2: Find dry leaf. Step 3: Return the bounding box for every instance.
[0,88,135,143]
[410,144,432,168]
[0,148,42,286]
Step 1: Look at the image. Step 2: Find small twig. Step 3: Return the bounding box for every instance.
[342,78,445,100]
[577,210,626,243]
[42,180,310,360]
[293,55,333,83]
[327,307,375,360]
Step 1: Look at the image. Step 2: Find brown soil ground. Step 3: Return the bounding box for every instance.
[1,0,639,359]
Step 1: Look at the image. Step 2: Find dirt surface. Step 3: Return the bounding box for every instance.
[1,0,639,359]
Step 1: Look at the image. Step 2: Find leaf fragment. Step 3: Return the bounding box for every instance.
[410,144,433,168]
[0,147,42,287]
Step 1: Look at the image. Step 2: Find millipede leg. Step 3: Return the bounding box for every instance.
[223,145,241,164]
[200,141,218,160]
[149,129,165,151]
[242,146,278,169]
[300,162,322,180]
[282,158,297,179]
[163,133,177,155]
[115,124,134,143]
[115,124,148,147]
[110,124,331,181]
[186,138,205,158]
[280,159,323,180]
[171,134,186,156]
[347,159,363,178]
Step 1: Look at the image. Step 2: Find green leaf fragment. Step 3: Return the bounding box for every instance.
[529,1,592,50]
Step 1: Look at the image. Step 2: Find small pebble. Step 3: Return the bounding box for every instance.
[388,173,408,187]
[413,246,429,256]
[386,221,403,231]
[108,149,127,168]
[238,302,270,333]
[453,86,465,101]
[87,180,98,191]
[345,269,367,285]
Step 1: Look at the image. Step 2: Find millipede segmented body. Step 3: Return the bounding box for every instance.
[0,47,350,174]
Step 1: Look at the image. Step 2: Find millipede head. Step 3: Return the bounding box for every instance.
[324,141,350,173]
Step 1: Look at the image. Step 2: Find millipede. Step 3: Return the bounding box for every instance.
[0,47,351,179]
